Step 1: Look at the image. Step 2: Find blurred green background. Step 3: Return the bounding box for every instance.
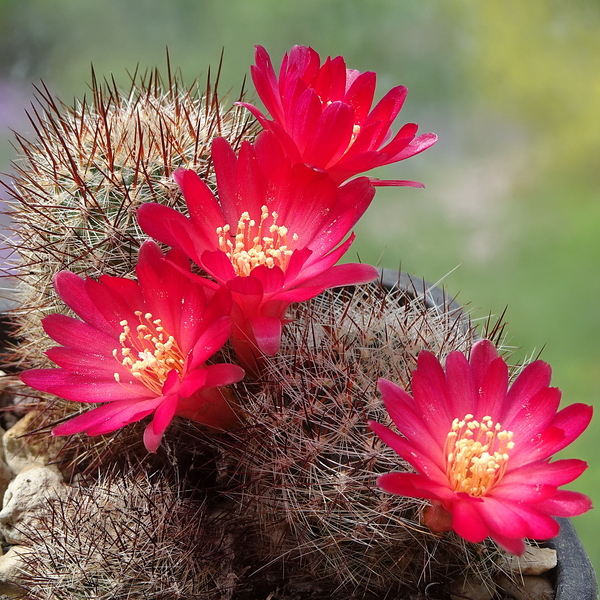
[1,0,598,574]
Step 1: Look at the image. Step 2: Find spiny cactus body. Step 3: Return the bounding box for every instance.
[3,64,256,371]
[211,282,505,596]
[18,466,236,600]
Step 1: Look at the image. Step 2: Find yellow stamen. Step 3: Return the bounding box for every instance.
[216,205,298,276]
[112,313,186,395]
[444,414,514,497]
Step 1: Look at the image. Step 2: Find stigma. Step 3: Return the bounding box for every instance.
[444,414,515,497]
[112,311,186,395]
[216,205,298,277]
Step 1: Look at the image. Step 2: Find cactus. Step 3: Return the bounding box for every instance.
[2,61,257,373]
[211,282,507,596]
[17,464,236,600]
[3,58,520,600]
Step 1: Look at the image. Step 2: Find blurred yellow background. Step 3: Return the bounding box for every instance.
[1,0,598,573]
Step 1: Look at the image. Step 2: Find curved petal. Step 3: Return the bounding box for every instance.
[469,339,499,388]
[143,394,179,452]
[478,496,530,539]
[203,363,246,388]
[377,472,454,502]
[501,458,588,488]
[369,421,447,485]
[533,489,593,518]
[501,360,552,423]
[53,272,115,336]
[248,315,282,356]
[41,314,118,356]
[52,396,163,437]
[411,351,453,437]
[478,357,509,419]
[173,168,224,231]
[451,498,489,544]
[21,369,150,402]
[445,350,478,419]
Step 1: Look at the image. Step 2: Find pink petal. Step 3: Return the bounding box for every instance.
[469,339,499,388]
[377,378,445,462]
[176,369,208,398]
[502,458,588,488]
[248,315,282,356]
[491,534,526,555]
[377,472,454,502]
[489,482,557,503]
[203,363,245,388]
[304,101,354,168]
[451,498,489,544]
[533,490,593,518]
[445,350,478,419]
[201,250,237,283]
[144,393,179,452]
[501,360,552,423]
[53,272,115,336]
[411,351,453,437]
[173,168,224,230]
[41,314,118,356]
[477,357,509,419]
[478,496,530,539]
[548,402,593,450]
[509,425,567,469]
[507,386,562,442]
[188,317,231,368]
[137,202,204,263]
[344,71,376,123]
[53,396,162,436]
[45,347,127,377]
[503,502,561,539]
[21,369,149,402]
[369,421,447,485]
[297,263,379,291]
[250,265,286,294]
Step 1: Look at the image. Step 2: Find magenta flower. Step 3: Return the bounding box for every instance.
[20,241,245,453]
[369,339,592,555]
[137,133,378,370]
[238,45,438,186]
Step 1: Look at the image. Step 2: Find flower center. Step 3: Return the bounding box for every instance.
[112,311,186,395]
[444,414,514,497]
[216,205,298,277]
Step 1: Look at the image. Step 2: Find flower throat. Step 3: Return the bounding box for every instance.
[445,414,515,497]
[217,205,298,276]
[112,311,185,395]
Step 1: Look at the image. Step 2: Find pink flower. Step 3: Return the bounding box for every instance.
[20,241,245,453]
[238,45,438,186]
[369,339,593,555]
[137,133,378,370]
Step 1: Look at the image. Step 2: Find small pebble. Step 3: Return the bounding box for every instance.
[497,573,555,600]
[499,545,557,576]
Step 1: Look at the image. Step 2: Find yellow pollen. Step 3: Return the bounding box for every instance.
[112,312,186,395]
[216,205,298,277]
[444,414,514,497]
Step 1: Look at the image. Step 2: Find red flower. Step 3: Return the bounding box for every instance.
[238,45,437,186]
[137,133,378,370]
[20,241,245,453]
[369,339,592,555]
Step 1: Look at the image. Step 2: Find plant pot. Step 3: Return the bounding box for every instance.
[381,268,598,600]
[548,518,598,600]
